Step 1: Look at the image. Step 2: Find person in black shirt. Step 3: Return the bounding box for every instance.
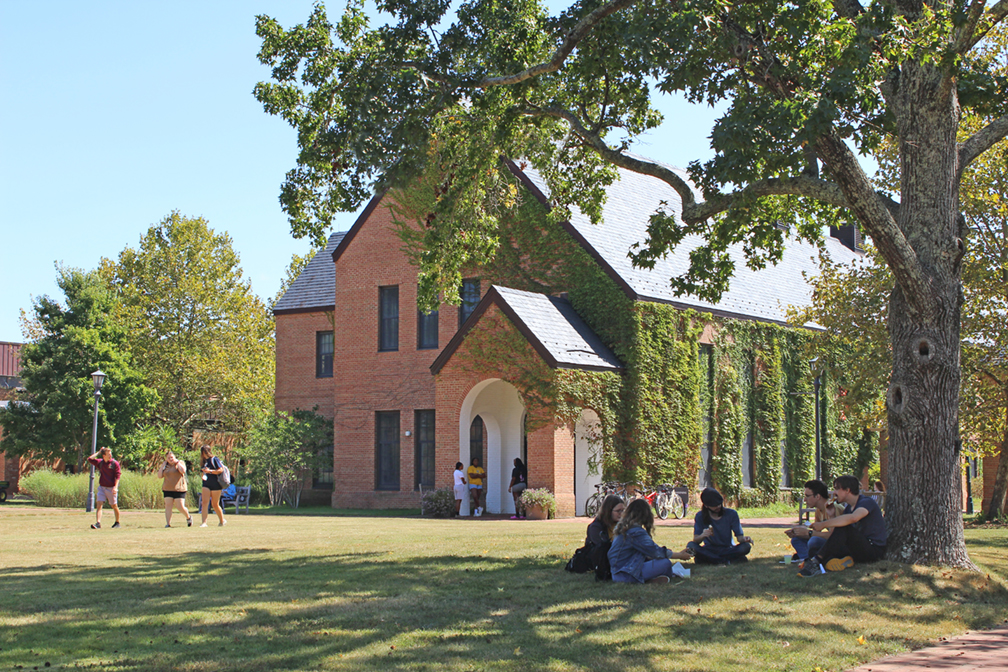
[508,458,528,519]
[798,474,887,577]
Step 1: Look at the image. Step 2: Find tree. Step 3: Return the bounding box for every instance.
[0,267,158,470]
[241,408,332,507]
[255,0,1008,566]
[105,212,275,444]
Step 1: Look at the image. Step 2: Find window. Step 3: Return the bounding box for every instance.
[314,445,334,489]
[469,415,484,466]
[417,307,438,350]
[379,286,399,351]
[375,411,400,490]
[742,431,754,488]
[316,331,334,378]
[459,278,480,328]
[414,410,435,489]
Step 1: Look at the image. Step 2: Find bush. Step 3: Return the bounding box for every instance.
[20,469,164,509]
[518,488,557,519]
[421,487,456,518]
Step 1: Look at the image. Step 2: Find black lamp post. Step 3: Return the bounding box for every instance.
[85,369,106,513]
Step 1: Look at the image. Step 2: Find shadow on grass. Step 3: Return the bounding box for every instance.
[2,546,1007,672]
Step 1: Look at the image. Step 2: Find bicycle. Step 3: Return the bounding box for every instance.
[584,481,622,517]
[637,483,671,519]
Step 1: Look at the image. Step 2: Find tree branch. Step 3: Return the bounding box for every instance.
[959,113,1008,175]
[815,133,937,319]
[958,0,1008,53]
[478,0,640,88]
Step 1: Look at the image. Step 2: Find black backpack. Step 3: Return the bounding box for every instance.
[565,542,595,573]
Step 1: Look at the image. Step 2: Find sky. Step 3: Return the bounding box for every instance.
[0,1,723,344]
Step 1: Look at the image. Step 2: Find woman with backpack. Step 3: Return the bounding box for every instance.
[199,445,228,528]
[608,498,693,584]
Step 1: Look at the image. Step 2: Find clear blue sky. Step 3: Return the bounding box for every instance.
[0,1,722,343]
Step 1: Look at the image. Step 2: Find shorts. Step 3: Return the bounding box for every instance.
[454,484,467,500]
[163,490,187,500]
[97,486,117,505]
[469,484,482,490]
[511,482,527,496]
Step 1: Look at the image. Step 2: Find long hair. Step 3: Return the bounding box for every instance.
[594,494,623,538]
[200,445,214,460]
[614,498,654,538]
[700,487,724,527]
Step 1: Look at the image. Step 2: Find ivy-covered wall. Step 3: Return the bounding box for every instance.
[394,168,874,501]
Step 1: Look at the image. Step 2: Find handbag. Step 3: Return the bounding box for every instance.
[565,542,595,573]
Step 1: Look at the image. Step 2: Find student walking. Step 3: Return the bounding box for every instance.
[87,447,121,529]
[158,451,192,528]
[199,445,227,528]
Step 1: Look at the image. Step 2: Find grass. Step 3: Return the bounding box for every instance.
[1,507,1006,672]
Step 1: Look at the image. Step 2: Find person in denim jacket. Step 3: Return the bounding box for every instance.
[608,499,693,584]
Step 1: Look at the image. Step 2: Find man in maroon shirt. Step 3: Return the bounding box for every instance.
[87,447,121,529]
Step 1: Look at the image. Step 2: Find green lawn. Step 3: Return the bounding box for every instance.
[2,506,1006,672]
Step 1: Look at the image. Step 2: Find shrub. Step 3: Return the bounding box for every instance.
[20,469,163,509]
[518,488,557,519]
[421,487,456,518]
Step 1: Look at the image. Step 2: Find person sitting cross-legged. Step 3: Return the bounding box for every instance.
[686,487,753,565]
[785,479,837,565]
[798,474,887,577]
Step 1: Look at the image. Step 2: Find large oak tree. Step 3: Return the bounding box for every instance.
[255,0,1008,566]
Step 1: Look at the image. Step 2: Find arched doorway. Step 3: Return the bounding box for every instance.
[458,379,525,514]
[574,409,603,516]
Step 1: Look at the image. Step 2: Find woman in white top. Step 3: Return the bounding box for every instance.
[453,462,466,517]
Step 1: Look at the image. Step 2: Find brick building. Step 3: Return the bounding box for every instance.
[0,341,23,491]
[274,160,864,515]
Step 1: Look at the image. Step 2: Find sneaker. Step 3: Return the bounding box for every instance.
[90,522,101,529]
[510,515,520,519]
[219,519,227,527]
[187,517,193,527]
[825,556,854,572]
[645,575,670,584]
[165,524,171,528]
[200,523,208,528]
[111,522,120,529]
[798,560,822,578]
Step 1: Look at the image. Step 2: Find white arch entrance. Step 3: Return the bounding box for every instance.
[574,409,603,516]
[458,379,525,515]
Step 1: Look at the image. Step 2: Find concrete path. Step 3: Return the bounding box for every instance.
[845,624,1008,671]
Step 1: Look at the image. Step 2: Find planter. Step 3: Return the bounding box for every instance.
[526,503,548,520]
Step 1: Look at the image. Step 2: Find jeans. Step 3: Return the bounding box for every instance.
[815,526,886,564]
[687,541,752,565]
[640,558,673,582]
[790,534,826,560]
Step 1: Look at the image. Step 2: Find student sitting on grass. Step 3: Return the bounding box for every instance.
[798,474,887,577]
[687,487,753,564]
[608,498,693,584]
[785,479,837,564]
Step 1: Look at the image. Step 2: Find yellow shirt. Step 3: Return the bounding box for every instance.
[467,465,485,486]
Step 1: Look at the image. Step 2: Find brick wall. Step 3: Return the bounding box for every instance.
[330,197,478,509]
[275,311,337,419]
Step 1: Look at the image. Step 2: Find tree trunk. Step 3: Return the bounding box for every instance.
[985,408,1008,520]
[882,63,974,568]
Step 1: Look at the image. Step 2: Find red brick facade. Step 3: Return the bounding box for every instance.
[274,311,336,420]
[982,451,1004,514]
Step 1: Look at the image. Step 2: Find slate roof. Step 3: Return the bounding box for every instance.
[510,159,863,325]
[272,231,347,314]
[431,286,623,373]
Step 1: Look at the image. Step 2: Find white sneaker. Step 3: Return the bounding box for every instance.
[200,523,208,528]
[219,519,227,527]
[476,507,483,517]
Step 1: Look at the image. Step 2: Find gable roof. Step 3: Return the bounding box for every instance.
[431,285,623,374]
[273,231,348,315]
[506,158,863,326]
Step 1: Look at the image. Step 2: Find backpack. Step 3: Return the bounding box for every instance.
[592,540,612,581]
[564,542,595,573]
[215,457,231,488]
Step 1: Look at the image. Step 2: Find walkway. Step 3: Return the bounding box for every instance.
[845,624,1008,671]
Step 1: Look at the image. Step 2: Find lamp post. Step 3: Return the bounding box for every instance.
[85,369,106,513]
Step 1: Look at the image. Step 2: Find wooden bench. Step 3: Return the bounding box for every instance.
[232,485,251,514]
